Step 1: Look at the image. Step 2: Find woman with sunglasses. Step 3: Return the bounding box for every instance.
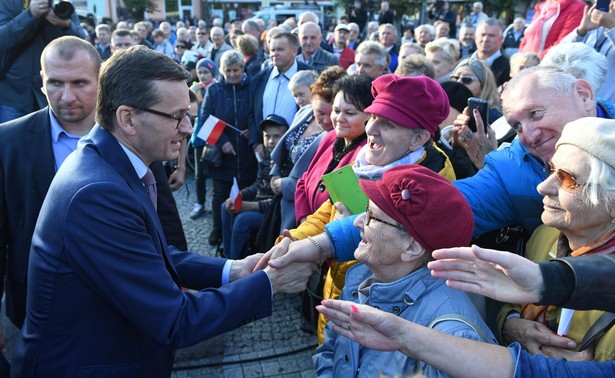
[450,58,502,125]
[496,116,615,363]
[449,58,506,173]
[317,117,615,377]
[313,164,496,377]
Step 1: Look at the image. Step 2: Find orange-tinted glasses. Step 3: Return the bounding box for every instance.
[546,161,580,190]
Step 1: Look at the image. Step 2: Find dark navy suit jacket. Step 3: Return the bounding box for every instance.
[11,125,272,377]
[0,108,55,328]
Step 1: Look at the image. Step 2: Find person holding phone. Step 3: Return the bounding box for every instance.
[449,58,502,169]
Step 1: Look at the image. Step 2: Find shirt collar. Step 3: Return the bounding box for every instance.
[272,60,298,79]
[117,140,149,180]
[49,109,81,142]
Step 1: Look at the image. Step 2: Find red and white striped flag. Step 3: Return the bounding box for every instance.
[197,115,227,145]
[230,177,242,212]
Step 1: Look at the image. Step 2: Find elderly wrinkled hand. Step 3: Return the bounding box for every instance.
[453,107,497,169]
[503,317,576,355]
[265,261,317,294]
[253,231,296,271]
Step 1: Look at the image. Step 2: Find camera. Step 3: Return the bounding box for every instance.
[49,0,75,20]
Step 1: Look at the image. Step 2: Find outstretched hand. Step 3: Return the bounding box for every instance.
[252,230,296,271]
[429,245,544,304]
[316,300,404,352]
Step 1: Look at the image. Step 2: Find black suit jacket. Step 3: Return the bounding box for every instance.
[0,108,55,328]
[248,61,313,148]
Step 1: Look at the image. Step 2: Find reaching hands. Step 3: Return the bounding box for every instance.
[264,261,317,295]
[229,253,264,282]
[316,300,404,352]
[503,317,576,355]
[429,245,544,304]
[453,108,497,169]
[253,230,296,271]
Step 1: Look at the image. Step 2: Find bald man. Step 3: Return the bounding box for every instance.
[296,21,339,72]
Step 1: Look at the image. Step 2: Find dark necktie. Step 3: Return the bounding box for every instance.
[142,168,157,210]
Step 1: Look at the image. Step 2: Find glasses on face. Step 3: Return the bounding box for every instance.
[364,205,404,230]
[131,105,191,129]
[451,75,479,85]
[197,32,207,35]
[175,45,186,49]
[546,161,580,190]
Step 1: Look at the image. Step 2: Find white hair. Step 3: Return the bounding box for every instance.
[541,42,607,92]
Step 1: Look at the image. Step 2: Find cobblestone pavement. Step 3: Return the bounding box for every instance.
[170,175,318,377]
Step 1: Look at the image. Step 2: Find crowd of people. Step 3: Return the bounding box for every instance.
[1,0,615,376]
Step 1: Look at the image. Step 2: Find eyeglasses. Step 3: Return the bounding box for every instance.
[546,161,580,190]
[364,205,404,230]
[174,45,186,49]
[451,75,479,85]
[131,105,191,129]
[197,32,207,35]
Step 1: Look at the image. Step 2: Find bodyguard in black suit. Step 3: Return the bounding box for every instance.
[0,37,101,331]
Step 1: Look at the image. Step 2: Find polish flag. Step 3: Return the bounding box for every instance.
[197,115,227,145]
[230,177,242,212]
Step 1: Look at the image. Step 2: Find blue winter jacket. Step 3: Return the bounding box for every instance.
[200,74,257,184]
[314,264,495,377]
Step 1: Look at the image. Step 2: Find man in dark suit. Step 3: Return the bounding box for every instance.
[0,37,101,335]
[472,18,510,86]
[10,45,314,377]
[248,32,312,158]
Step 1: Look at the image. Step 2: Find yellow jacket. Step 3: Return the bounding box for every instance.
[497,224,615,361]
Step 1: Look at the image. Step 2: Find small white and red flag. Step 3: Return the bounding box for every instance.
[230,177,242,212]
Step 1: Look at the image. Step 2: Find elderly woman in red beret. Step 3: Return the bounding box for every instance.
[313,165,496,377]
[261,74,457,343]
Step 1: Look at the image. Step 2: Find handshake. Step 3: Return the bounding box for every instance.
[229,232,328,295]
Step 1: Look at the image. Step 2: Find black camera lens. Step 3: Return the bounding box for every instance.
[52,1,75,20]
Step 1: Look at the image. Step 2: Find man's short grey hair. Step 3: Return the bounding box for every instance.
[220,50,245,71]
[415,24,435,38]
[541,42,607,92]
[356,41,387,66]
[504,66,578,100]
[378,23,397,36]
[288,70,318,90]
[473,2,483,9]
[478,18,503,32]
[348,22,360,33]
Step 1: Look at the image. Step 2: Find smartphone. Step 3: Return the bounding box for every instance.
[596,0,610,12]
[467,97,489,133]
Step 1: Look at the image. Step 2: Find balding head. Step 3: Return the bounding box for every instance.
[299,21,322,57]
[298,12,319,25]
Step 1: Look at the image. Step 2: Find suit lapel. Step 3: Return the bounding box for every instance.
[86,125,182,287]
[24,108,56,200]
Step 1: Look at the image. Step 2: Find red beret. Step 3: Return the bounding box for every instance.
[363,74,450,137]
[359,165,473,252]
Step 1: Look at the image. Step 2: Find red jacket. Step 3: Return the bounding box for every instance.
[519,0,585,58]
[294,130,366,223]
[338,46,356,70]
